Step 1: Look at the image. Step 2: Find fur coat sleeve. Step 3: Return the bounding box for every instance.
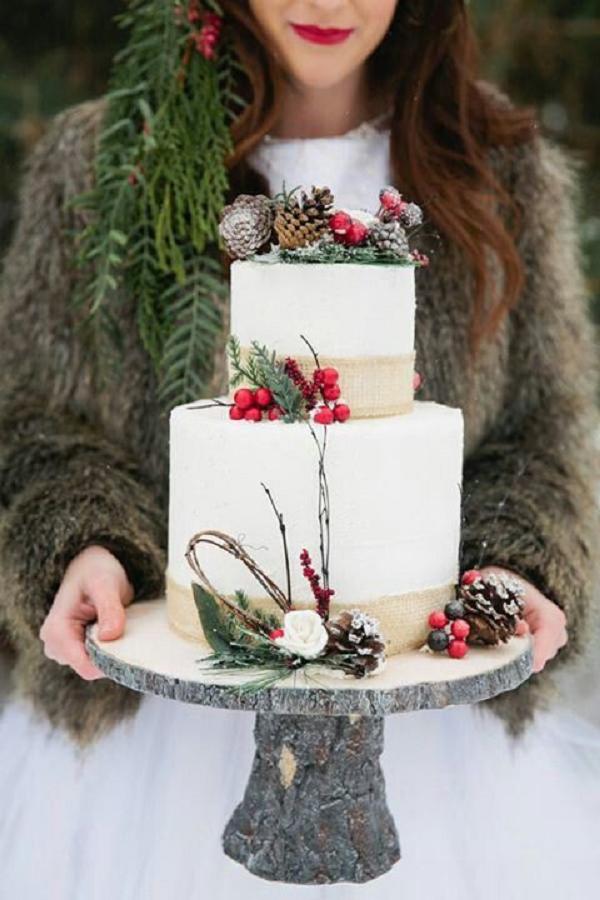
[458,137,600,732]
[0,99,167,742]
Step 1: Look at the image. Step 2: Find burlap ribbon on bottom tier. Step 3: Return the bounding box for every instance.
[166,575,455,655]
[230,349,416,419]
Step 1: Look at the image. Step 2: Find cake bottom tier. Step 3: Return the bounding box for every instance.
[166,399,464,656]
[166,576,456,654]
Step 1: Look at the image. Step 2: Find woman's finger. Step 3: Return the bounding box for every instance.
[91,583,127,641]
[515,618,530,636]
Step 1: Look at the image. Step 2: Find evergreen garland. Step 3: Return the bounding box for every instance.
[69,0,246,408]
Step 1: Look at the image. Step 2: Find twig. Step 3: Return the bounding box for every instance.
[261,483,292,607]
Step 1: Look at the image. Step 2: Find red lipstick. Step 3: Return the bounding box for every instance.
[290,23,355,46]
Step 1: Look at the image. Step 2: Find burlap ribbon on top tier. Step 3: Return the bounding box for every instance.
[166,575,455,655]
[230,349,415,419]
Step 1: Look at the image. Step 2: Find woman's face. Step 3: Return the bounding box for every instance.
[248,0,399,89]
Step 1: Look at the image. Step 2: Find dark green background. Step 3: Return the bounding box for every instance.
[1,1,598,313]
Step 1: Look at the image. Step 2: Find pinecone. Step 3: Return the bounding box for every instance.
[326,609,386,677]
[399,202,423,229]
[458,572,526,645]
[367,220,409,257]
[218,193,274,259]
[274,185,334,249]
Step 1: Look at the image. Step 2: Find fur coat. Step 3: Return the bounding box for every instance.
[1,95,599,747]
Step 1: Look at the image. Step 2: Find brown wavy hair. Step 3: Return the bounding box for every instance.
[220,0,537,345]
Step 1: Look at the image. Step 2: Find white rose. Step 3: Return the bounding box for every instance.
[274,610,329,659]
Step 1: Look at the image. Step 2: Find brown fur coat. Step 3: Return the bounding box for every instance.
[1,95,599,747]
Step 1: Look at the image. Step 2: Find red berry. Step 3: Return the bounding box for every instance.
[461,569,482,586]
[269,628,284,640]
[268,407,282,421]
[313,368,326,385]
[344,220,368,246]
[255,386,274,408]
[329,211,352,234]
[428,610,448,630]
[379,186,403,210]
[322,383,341,401]
[321,367,339,386]
[314,406,335,425]
[451,619,471,640]
[234,388,255,410]
[448,639,468,659]
[244,407,262,422]
[333,403,351,423]
[229,405,244,421]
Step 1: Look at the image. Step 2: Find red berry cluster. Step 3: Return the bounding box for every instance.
[283,357,319,410]
[412,250,430,267]
[300,549,335,618]
[175,3,222,60]
[426,606,471,659]
[311,366,351,425]
[377,186,407,220]
[229,387,282,422]
[328,211,368,247]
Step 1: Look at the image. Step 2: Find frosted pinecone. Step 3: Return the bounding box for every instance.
[400,202,423,228]
[459,572,526,645]
[219,194,274,259]
[326,609,386,676]
[367,220,410,257]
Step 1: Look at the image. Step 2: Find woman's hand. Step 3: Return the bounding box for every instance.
[39,545,134,680]
[479,565,568,674]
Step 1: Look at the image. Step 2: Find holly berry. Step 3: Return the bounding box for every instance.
[427,629,449,652]
[451,619,471,640]
[379,186,405,213]
[269,628,284,640]
[329,211,352,235]
[229,405,244,421]
[345,220,368,246]
[321,367,339,387]
[448,639,468,659]
[244,407,262,422]
[428,610,448,630]
[268,407,283,421]
[322,383,341,402]
[461,569,482,586]
[314,406,335,425]
[234,388,255,410]
[444,599,465,620]
[333,403,351,423]
[255,386,274,408]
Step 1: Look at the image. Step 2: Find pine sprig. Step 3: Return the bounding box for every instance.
[68,0,245,409]
[249,341,307,423]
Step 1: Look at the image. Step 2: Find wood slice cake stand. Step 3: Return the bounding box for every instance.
[85,597,533,886]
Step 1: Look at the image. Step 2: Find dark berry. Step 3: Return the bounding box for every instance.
[427,629,450,652]
[445,600,465,620]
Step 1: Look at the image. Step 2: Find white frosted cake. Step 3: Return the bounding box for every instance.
[166,255,464,655]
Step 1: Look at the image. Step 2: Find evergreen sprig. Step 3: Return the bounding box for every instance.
[259,242,421,266]
[69,0,246,409]
[249,341,307,423]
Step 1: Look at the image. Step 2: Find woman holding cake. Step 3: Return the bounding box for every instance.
[1,1,599,896]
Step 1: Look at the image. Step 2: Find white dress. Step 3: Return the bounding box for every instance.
[1,118,600,900]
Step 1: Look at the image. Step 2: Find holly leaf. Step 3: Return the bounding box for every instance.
[192,583,236,654]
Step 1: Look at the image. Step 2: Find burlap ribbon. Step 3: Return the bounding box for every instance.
[166,575,454,655]
[230,349,415,419]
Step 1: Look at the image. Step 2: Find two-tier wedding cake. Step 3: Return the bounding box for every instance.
[164,185,524,681]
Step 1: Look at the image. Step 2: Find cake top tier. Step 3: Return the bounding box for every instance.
[218,183,427,268]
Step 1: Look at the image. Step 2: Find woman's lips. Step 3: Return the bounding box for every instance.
[290,23,355,46]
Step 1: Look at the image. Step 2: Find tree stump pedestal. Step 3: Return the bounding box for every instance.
[86,599,532,885]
